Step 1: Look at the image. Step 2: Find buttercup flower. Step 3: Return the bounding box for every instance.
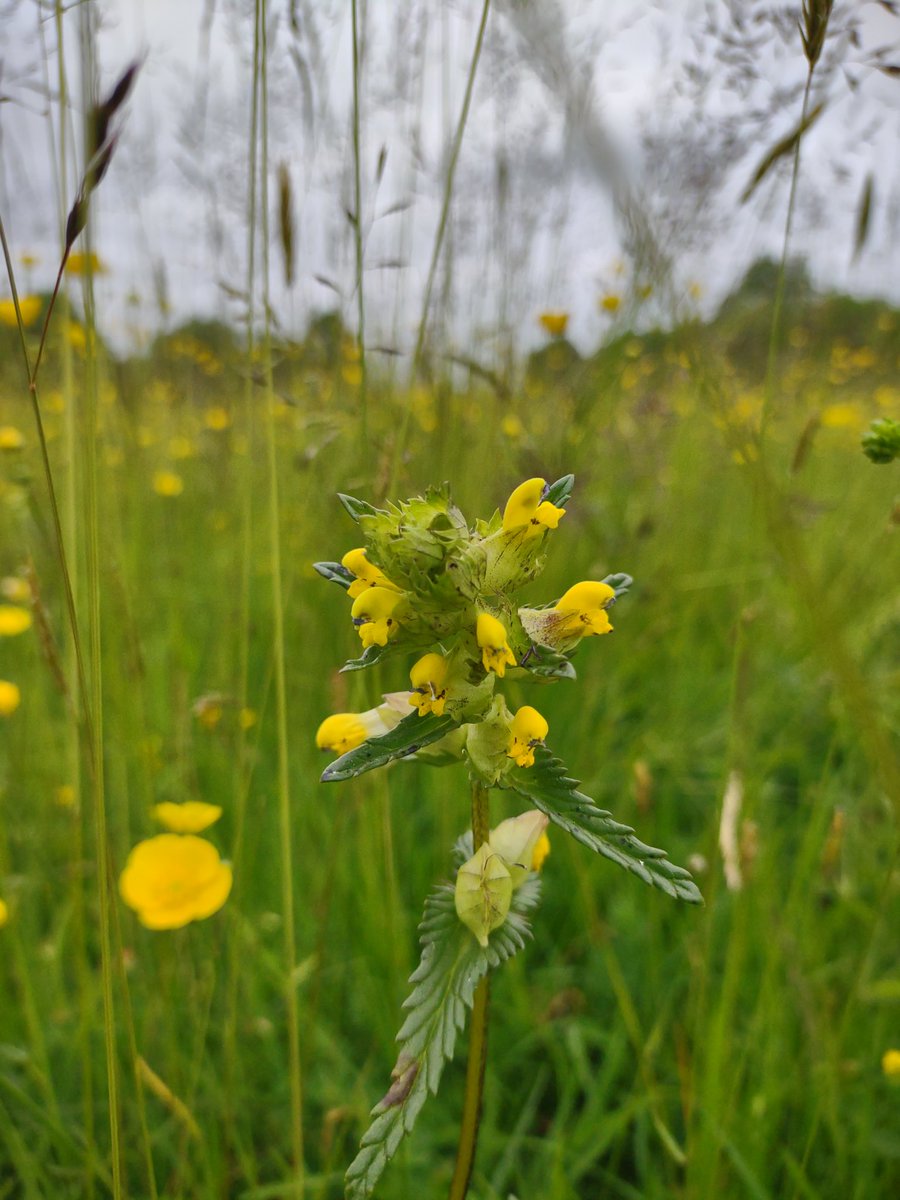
[488,810,549,888]
[553,581,615,638]
[119,834,232,930]
[476,612,517,678]
[507,706,549,768]
[0,681,21,717]
[409,653,449,717]
[351,586,404,648]
[342,547,401,598]
[502,478,566,536]
[152,801,222,833]
[539,311,569,338]
[0,605,32,636]
[454,842,513,948]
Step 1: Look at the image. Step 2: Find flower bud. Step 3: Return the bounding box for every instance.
[350,586,404,648]
[506,705,549,768]
[488,810,549,889]
[454,842,513,947]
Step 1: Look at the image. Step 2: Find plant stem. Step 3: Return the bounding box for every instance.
[448,780,491,1200]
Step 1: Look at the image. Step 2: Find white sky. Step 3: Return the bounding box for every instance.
[1,0,899,356]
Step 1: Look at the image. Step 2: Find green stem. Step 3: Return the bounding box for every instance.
[448,780,491,1200]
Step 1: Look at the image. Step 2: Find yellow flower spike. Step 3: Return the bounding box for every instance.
[454,843,513,948]
[408,652,449,717]
[0,680,21,717]
[341,547,401,598]
[0,605,32,637]
[554,580,616,638]
[152,801,223,834]
[489,810,549,888]
[119,834,233,930]
[531,832,551,872]
[316,712,369,754]
[506,705,549,769]
[350,586,403,648]
[476,612,517,678]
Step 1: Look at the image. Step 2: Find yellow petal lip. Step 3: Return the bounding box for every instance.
[553,580,615,638]
[476,612,517,678]
[350,586,403,648]
[119,834,232,930]
[316,712,368,754]
[342,547,400,596]
[502,478,565,536]
[152,801,223,834]
[408,653,449,717]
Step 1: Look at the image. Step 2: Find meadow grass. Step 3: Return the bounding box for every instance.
[0,293,898,1199]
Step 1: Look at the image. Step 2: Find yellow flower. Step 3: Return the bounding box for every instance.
[341,547,401,598]
[152,801,223,833]
[119,834,232,930]
[153,470,184,497]
[489,810,549,887]
[0,605,32,636]
[408,653,449,717]
[316,712,368,754]
[539,311,569,338]
[476,612,516,678]
[65,251,107,276]
[553,580,615,638]
[883,1049,900,1079]
[0,427,25,451]
[350,586,403,648]
[0,296,41,328]
[506,705,549,769]
[454,842,512,948]
[0,680,21,717]
[600,294,621,313]
[0,898,8,927]
[531,832,551,872]
[502,478,565,536]
[192,694,224,729]
[204,405,231,431]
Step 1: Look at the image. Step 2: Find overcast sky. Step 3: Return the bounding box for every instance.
[2,0,899,356]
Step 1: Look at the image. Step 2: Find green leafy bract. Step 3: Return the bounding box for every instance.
[345,876,541,1200]
[339,492,382,522]
[321,710,459,782]
[544,473,575,508]
[504,748,702,904]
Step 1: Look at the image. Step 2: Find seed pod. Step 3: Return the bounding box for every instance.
[454,843,512,948]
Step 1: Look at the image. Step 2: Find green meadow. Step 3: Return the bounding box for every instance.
[0,265,898,1198]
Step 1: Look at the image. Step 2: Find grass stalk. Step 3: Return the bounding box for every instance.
[258,0,306,1190]
[448,779,491,1200]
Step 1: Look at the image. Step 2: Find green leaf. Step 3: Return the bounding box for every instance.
[312,561,355,590]
[504,748,703,904]
[345,876,541,1200]
[603,572,633,599]
[338,492,382,522]
[544,473,574,508]
[321,710,459,781]
[521,643,578,681]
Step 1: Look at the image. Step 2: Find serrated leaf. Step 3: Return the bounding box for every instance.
[312,561,355,590]
[338,493,382,522]
[503,748,703,904]
[544,473,574,508]
[321,710,458,781]
[345,877,541,1200]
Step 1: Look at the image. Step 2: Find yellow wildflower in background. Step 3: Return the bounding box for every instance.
[0,898,8,928]
[0,296,41,328]
[538,311,569,338]
[476,613,516,678]
[0,576,29,603]
[153,801,222,833]
[883,1049,900,1079]
[0,681,21,717]
[0,427,25,451]
[600,294,621,314]
[65,251,107,276]
[119,834,232,930]
[153,470,184,497]
[204,406,231,431]
[0,606,32,636]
